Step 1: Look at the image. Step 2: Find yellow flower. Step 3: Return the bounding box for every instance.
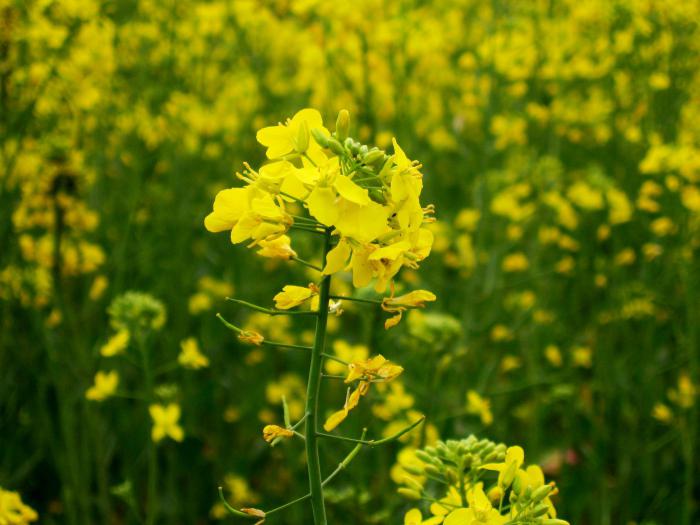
[572,346,593,368]
[481,446,525,489]
[444,484,506,525]
[652,402,672,424]
[256,235,297,259]
[404,508,444,525]
[325,340,369,375]
[238,329,265,346]
[100,330,130,357]
[0,487,38,525]
[545,345,563,367]
[256,108,328,158]
[178,337,209,369]
[502,252,529,272]
[262,424,294,442]
[85,371,119,401]
[490,324,513,342]
[149,403,184,443]
[323,381,370,431]
[466,390,493,426]
[345,354,404,383]
[273,283,318,310]
[382,289,437,329]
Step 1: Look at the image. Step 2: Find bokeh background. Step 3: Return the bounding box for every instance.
[1,0,699,524]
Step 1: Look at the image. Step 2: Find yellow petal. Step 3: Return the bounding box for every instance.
[306,186,339,226]
[204,188,249,232]
[323,409,348,431]
[256,125,294,158]
[334,175,370,205]
[335,200,389,244]
[323,239,351,275]
[369,241,411,261]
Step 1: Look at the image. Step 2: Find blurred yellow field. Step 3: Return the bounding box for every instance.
[1,1,699,524]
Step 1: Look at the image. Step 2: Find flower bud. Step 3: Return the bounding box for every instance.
[327,137,345,156]
[403,477,424,492]
[311,128,330,147]
[335,109,350,141]
[531,484,554,502]
[403,464,425,476]
[363,149,385,166]
[541,520,570,525]
[398,488,421,500]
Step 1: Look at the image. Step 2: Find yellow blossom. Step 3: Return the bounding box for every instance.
[262,424,294,442]
[466,390,493,426]
[178,337,209,369]
[85,371,119,401]
[100,330,130,357]
[149,403,184,443]
[273,284,318,310]
[0,487,38,525]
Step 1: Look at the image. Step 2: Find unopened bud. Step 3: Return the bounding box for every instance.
[363,149,385,166]
[541,519,570,525]
[526,503,550,518]
[311,128,330,148]
[327,138,345,156]
[403,477,424,492]
[397,488,421,500]
[531,484,554,502]
[335,109,350,141]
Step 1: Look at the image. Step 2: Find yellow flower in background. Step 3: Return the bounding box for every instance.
[262,424,294,442]
[89,275,108,300]
[149,403,184,443]
[0,487,38,525]
[490,325,513,342]
[178,337,209,369]
[100,330,129,357]
[325,340,369,375]
[85,371,119,401]
[502,252,529,272]
[545,345,563,367]
[652,402,673,423]
[273,284,318,310]
[572,346,593,368]
[466,390,493,426]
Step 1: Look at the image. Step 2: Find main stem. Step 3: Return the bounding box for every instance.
[305,231,331,525]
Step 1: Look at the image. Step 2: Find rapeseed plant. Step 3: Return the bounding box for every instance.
[209,108,435,523]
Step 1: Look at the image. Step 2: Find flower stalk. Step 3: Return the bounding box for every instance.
[304,229,332,525]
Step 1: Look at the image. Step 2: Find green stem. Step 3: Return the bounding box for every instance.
[292,256,323,272]
[305,230,332,525]
[138,334,158,525]
[317,416,424,446]
[225,298,318,316]
[329,295,383,305]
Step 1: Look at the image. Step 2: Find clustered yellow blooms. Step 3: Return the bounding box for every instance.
[205,108,435,294]
[398,437,568,525]
[324,355,404,431]
[0,486,38,525]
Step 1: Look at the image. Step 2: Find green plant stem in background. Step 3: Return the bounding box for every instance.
[304,230,332,525]
[138,333,158,525]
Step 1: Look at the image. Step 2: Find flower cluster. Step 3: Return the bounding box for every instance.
[205,108,435,294]
[398,436,568,525]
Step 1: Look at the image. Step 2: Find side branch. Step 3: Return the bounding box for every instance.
[317,416,425,447]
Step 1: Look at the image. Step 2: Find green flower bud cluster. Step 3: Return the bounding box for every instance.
[108,291,166,334]
[399,435,507,494]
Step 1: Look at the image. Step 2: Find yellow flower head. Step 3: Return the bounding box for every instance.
[345,354,404,384]
[85,371,119,402]
[178,337,209,369]
[0,487,38,525]
[273,283,318,310]
[262,424,294,443]
[149,403,184,443]
[481,445,525,489]
[100,330,130,357]
[256,108,328,159]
